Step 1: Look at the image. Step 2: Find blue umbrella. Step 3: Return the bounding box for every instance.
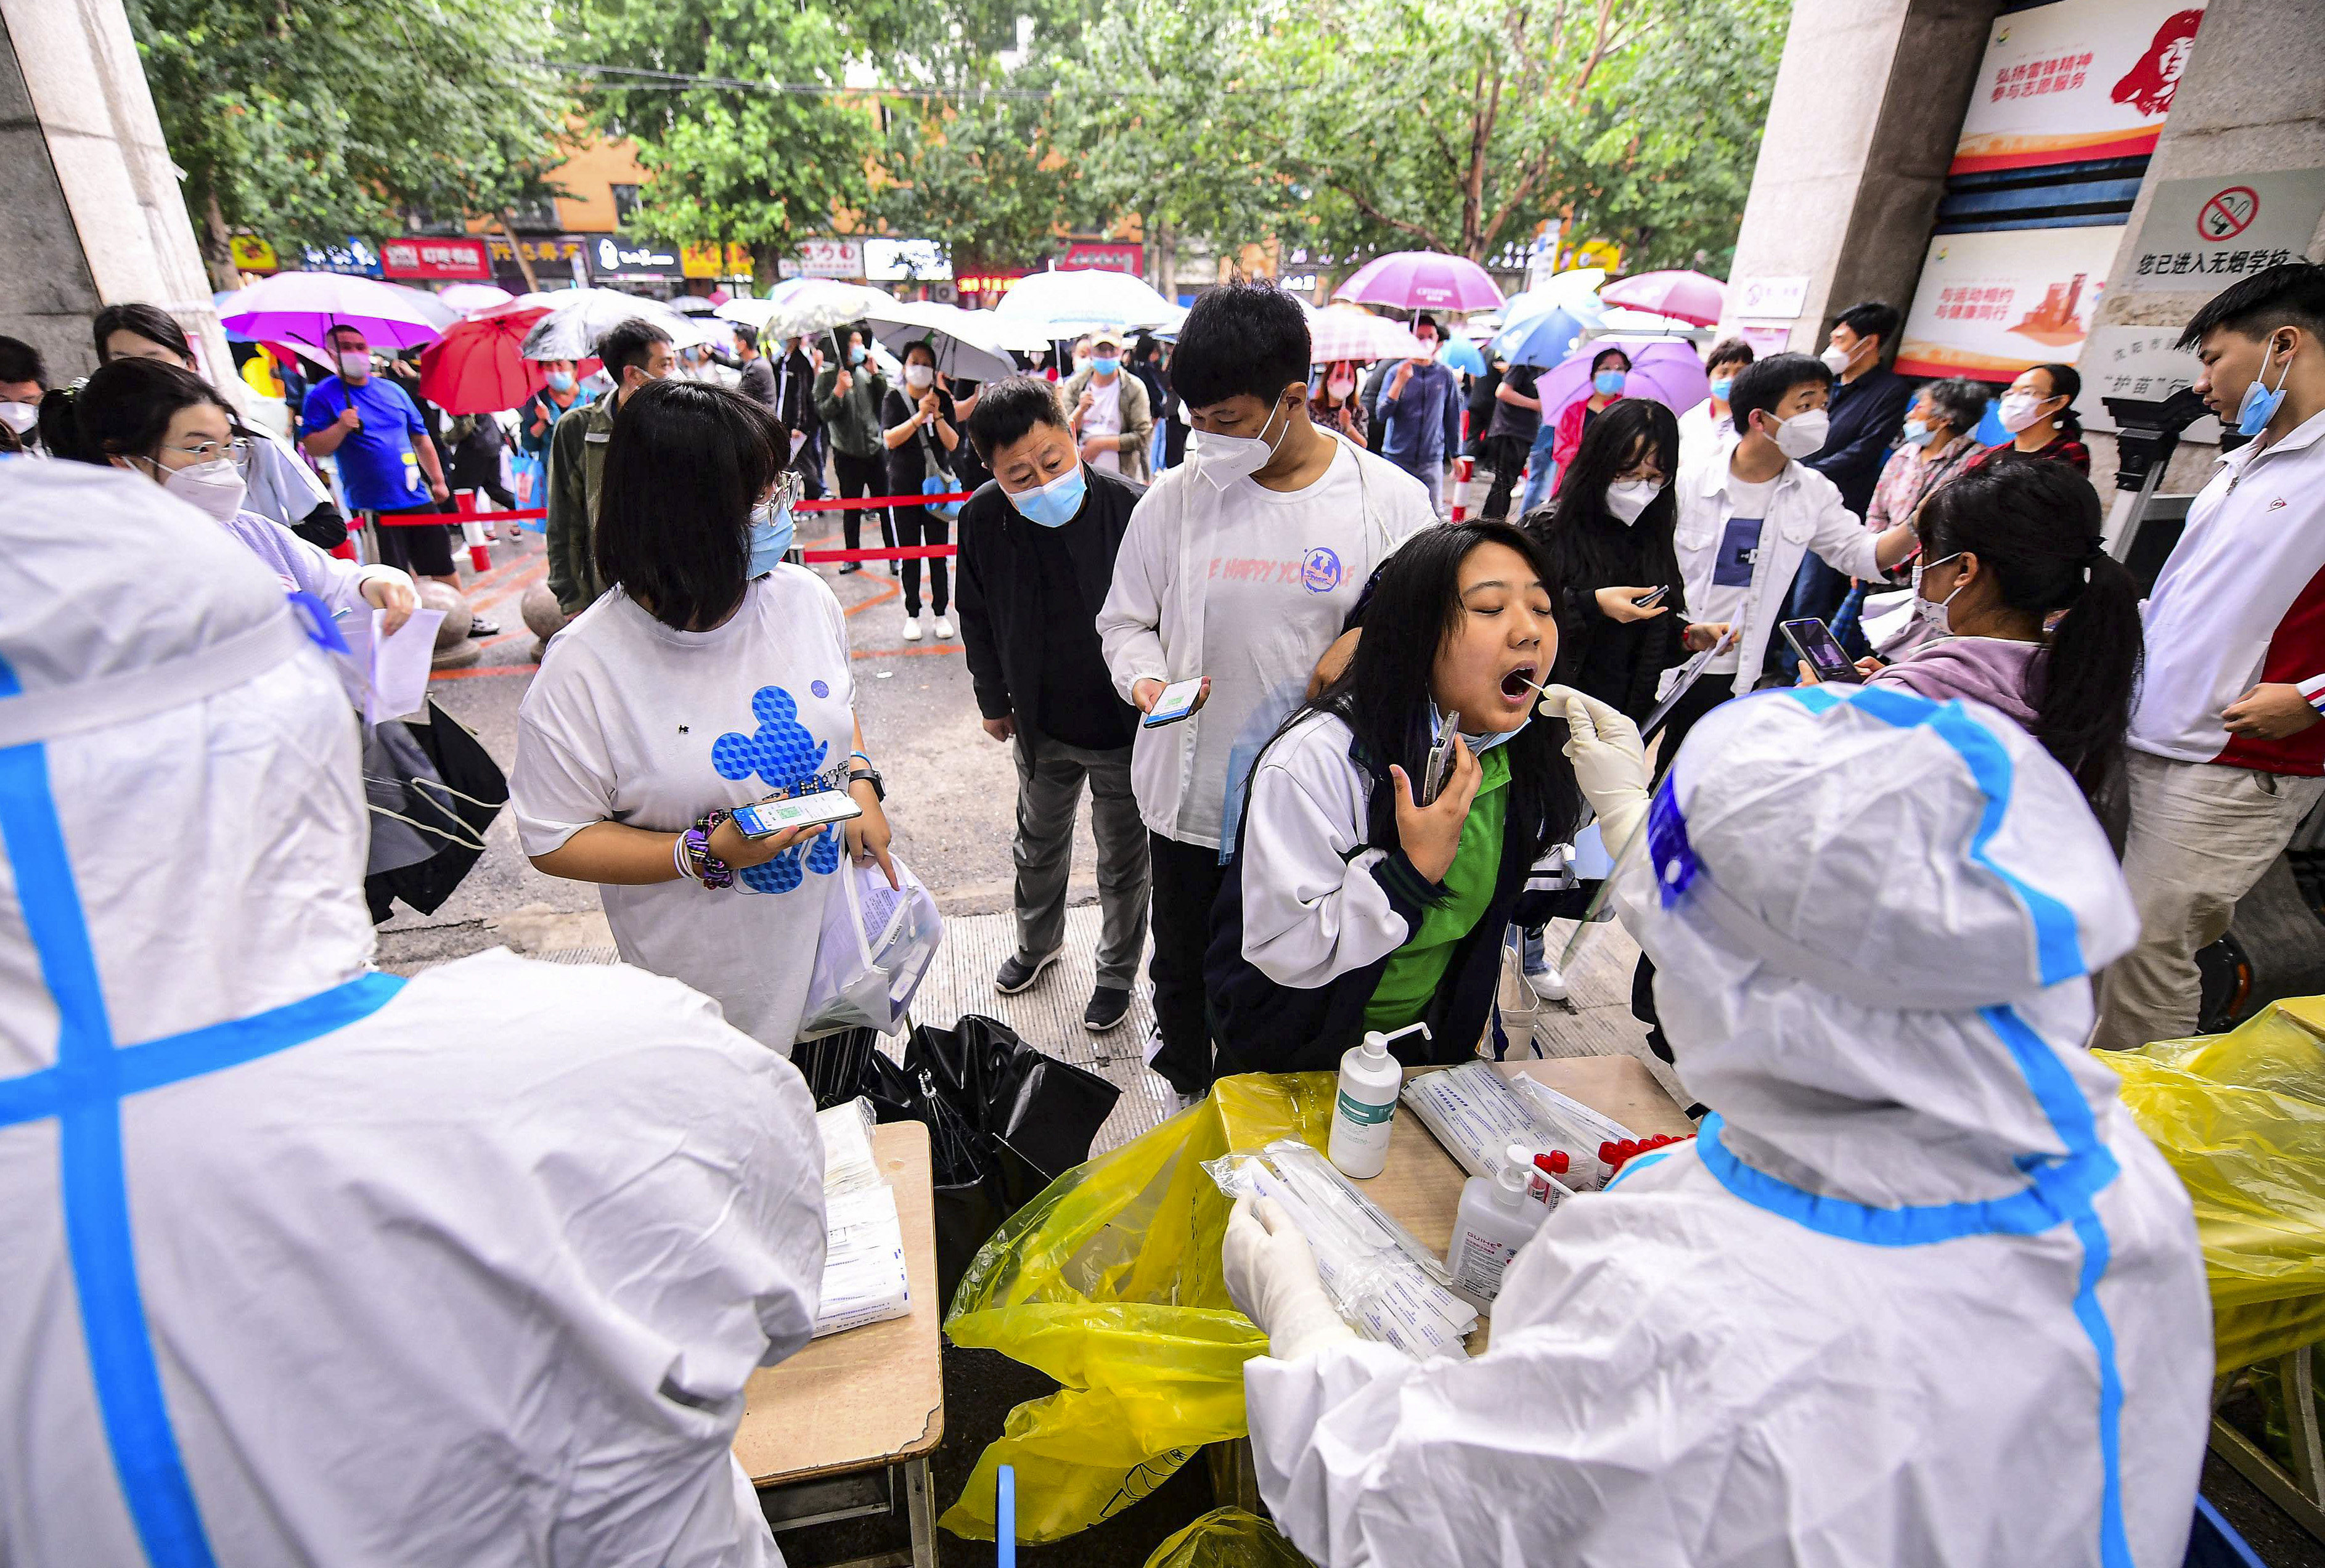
[1493,304,1601,369]
[1437,337,1486,376]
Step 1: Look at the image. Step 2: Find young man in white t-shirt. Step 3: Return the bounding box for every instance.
[1100,281,1434,1098]
[2094,263,2325,1050]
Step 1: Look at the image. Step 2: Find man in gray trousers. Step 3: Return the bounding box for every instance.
[955,377,1151,1032]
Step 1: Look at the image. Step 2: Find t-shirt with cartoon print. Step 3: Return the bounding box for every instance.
[512,563,855,1051]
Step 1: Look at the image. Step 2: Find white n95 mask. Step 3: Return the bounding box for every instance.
[1604,478,1664,525]
[161,459,248,523]
[1187,401,1289,492]
[1768,409,1829,460]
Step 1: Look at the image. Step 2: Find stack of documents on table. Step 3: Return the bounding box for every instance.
[811,1098,913,1338]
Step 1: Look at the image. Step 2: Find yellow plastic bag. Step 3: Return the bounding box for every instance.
[2102,997,2325,1371]
[939,1072,1337,1542]
[1141,1507,1312,1567]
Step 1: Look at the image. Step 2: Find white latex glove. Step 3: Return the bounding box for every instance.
[1222,1194,1356,1362]
[1538,683,1651,849]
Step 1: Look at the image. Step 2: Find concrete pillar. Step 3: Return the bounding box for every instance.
[1718,0,2000,356]
[2076,0,2325,504]
[0,0,236,394]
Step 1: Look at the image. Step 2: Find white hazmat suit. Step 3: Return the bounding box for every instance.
[1229,680,2213,1567]
[0,463,826,1566]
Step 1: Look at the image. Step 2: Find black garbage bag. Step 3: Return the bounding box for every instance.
[363,699,507,923]
[798,1015,1120,1299]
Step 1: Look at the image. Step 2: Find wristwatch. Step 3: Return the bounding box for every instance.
[847,762,885,802]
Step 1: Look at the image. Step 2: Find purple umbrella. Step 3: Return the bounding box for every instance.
[1537,338,1711,427]
[219,270,456,349]
[1333,251,1506,313]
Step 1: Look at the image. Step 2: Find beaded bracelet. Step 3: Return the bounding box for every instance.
[680,809,737,891]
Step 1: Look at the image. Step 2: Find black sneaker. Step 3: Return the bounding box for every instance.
[994,949,1061,995]
[838,561,862,575]
[1084,985,1131,1032]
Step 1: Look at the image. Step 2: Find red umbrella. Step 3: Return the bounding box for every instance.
[1600,270,1726,328]
[417,307,551,415]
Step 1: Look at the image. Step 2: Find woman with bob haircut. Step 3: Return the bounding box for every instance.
[513,378,898,1052]
[1208,520,1583,1072]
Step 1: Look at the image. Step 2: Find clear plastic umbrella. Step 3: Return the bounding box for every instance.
[1304,303,1426,364]
[517,289,716,360]
[993,269,1178,335]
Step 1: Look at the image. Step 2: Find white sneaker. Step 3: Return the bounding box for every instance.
[901,615,923,643]
[931,615,955,640]
[1525,960,1570,1003]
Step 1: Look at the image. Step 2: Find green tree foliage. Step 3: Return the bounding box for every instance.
[127,0,571,287]
[1258,0,1786,270]
[555,0,884,280]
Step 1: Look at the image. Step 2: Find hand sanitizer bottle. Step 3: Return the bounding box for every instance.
[1450,1143,1547,1310]
[1327,1022,1431,1178]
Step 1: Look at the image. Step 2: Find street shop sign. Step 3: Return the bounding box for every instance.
[1058,242,1143,274]
[2120,168,2325,292]
[380,235,492,282]
[594,234,684,280]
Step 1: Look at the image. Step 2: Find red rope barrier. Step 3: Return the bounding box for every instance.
[800,545,958,562]
[796,492,974,512]
[363,507,546,526]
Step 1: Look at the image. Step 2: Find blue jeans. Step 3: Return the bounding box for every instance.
[1518,423,1559,517]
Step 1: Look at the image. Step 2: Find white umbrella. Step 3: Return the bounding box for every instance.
[1304,302,1427,364]
[518,289,716,360]
[751,279,893,343]
[438,282,514,315]
[994,269,1177,335]
[862,300,1020,383]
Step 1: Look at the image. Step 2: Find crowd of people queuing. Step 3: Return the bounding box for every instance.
[3,256,2324,1565]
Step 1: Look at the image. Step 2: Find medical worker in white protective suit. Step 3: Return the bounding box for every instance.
[1225,679,2215,1566]
[0,462,825,1566]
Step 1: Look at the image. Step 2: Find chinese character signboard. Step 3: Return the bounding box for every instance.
[1059,242,1143,274]
[302,238,382,277]
[2074,325,2223,437]
[2118,168,2325,293]
[680,243,754,279]
[1950,0,2205,174]
[486,235,587,282]
[1895,225,2125,381]
[790,239,865,279]
[380,235,492,281]
[865,238,951,282]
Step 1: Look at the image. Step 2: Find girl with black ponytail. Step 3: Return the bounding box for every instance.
[1841,457,2142,835]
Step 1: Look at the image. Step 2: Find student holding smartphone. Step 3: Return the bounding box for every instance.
[1207,522,1583,1073]
[513,381,896,1054]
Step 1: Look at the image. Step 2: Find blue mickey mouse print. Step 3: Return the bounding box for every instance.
[711,684,844,893]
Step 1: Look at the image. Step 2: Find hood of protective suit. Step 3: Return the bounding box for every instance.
[1626,682,2141,1206]
[0,462,372,1074]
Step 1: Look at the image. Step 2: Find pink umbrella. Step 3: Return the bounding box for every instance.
[1600,270,1726,328]
[1537,338,1712,427]
[1333,251,1506,313]
[1305,303,1427,363]
[219,270,456,349]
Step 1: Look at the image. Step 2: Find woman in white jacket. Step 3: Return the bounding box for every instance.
[1207,520,1583,1072]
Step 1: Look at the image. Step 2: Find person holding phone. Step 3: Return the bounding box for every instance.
[1099,282,1434,1100]
[513,381,896,1055]
[1207,522,1583,1072]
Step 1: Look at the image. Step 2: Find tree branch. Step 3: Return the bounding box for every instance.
[1568,0,1619,104]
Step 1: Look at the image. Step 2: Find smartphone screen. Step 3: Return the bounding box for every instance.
[732,791,863,838]
[1781,618,1860,685]
[1142,677,1206,728]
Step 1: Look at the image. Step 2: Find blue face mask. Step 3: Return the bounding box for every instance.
[747,495,795,576]
[1709,376,1733,404]
[545,369,574,393]
[1594,369,1626,397]
[1090,354,1120,376]
[1007,461,1087,528]
[2237,332,2295,437]
[1901,417,1936,447]
[849,345,867,365]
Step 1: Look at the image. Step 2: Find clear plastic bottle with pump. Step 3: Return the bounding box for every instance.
[1450,1143,1548,1310]
[1327,1022,1430,1178]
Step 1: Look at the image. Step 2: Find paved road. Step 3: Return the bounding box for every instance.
[377,521,1105,973]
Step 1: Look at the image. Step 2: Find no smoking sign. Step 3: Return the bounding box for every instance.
[2198,186,2259,242]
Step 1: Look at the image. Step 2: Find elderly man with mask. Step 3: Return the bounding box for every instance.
[1224,679,2212,1566]
[0,462,825,1565]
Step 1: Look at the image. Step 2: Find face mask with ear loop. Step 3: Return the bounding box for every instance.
[1187,393,1295,492]
[2238,329,2298,438]
[1910,552,1966,635]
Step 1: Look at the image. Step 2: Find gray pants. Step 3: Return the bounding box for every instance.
[1011,723,1150,989]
